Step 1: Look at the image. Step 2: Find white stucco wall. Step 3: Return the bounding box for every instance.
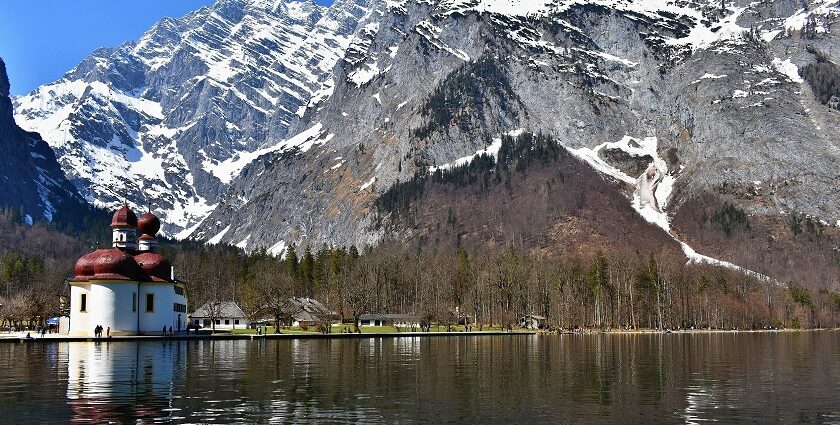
[174,285,187,333]
[89,282,140,336]
[139,284,175,334]
[69,280,187,336]
[68,284,91,336]
[191,317,249,330]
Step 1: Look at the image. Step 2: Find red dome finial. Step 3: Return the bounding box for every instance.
[111,205,138,228]
[138,210,161,237]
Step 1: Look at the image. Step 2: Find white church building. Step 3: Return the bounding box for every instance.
[68,205,188,336]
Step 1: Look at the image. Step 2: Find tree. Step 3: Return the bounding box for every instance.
[588,252,610,328]
[300,246,315,296]
[286,244,300,282]
[452,248,471,310]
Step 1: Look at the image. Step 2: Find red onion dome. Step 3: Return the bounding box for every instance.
[137,211,161,237]
[72,252,97,281]
[134,252,172,282]
[111,205,138,228]
[90,248,142,280]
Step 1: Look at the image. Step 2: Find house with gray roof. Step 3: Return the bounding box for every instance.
[190,301,249,330]
[288,297,334,327]
[358,313,419,327]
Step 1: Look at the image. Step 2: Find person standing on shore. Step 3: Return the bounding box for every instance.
[106,327,110,338]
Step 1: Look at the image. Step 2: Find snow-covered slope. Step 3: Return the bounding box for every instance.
[189,0,837,243]
[14,0,374,235]
[12,0,840,286]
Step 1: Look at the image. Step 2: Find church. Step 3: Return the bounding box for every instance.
[68,205,188,336]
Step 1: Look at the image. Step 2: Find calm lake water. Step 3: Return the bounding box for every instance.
[1,332,839,424]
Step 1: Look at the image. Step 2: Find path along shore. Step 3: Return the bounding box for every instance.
[0,330,534,343]
[1,327,835,343]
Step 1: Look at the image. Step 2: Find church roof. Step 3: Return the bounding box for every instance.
[111,205,138,228]
[72,248,144,282]
[72,206,175,283]
[138,211,161,236]
[134,252,173,282]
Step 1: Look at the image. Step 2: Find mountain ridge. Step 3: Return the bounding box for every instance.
[0,58,90,226]
[11,0,840,288]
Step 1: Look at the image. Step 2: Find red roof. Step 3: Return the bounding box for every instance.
[73,206,177,283]
[138,211,161,237]
[134,252,173,282]
[72,249,175,282]
[111,205,138,228]
[72,248,143,281]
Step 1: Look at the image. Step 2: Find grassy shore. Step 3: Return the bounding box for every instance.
[208,324,840,336]
[225,324,514,335]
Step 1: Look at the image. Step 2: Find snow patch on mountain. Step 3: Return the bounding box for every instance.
[203,122,331,184]
[570,135,774,282]
[268,239,287,257]
[207,225,231,245]
[430,128,524,172]
[771,58,804,84]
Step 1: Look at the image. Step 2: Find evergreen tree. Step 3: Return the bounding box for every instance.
[301,246,315,296]
[286,244,300,282]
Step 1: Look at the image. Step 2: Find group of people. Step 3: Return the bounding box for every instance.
[93,325,109,338]
[93,325,178,337]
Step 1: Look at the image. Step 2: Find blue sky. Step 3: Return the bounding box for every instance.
[0,0,333,96]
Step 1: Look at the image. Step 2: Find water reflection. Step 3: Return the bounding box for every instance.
[1,333,840,423]
[64,341,185,423]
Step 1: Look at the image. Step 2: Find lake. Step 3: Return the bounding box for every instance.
[1,332,839,423]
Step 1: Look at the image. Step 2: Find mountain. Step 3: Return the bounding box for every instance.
[0,58,88,225]
[14,0,840,287]
[13,0,375,235]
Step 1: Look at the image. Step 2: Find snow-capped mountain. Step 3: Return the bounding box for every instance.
[13,0,375,235]
[0,58,87,224]
[13,0,840,285]
[190,0,839,249]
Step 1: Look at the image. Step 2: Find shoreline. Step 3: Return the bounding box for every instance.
[0,330,534,343]
[0,327,836,343]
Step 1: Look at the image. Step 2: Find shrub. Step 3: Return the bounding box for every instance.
[789,285,813,308]
[801,48,840,106]
[710,203,750,236]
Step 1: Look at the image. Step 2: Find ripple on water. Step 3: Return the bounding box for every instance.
[1,333,839,423]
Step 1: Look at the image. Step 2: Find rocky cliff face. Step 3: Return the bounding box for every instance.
[0,58,86,224]
[13,1,840,282]
[13,0,375,235]
[191,0,840,255]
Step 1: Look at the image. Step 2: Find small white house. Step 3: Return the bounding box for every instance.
[190,301,249,330]
[358,314,419,328]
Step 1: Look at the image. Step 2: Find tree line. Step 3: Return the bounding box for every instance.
[175,239,840,333]
[0,206,837,332]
